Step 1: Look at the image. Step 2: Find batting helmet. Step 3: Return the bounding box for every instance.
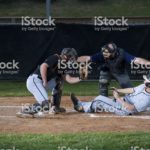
[61,48,78,61]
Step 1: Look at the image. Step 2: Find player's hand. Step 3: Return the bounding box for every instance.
[110,87,117,91]
[43,80,48,88]
[113,90,120,99]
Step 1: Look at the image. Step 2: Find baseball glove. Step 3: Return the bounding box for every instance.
[79,64,88,80]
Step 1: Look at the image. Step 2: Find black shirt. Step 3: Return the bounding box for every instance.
[34,55,62,81]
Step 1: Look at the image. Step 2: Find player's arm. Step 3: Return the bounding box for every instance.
[113,91,135,111]
[124,51,150,65]
[40,63,49,87]
[77,52,103,63]
[133,57,150,65]
[65,74,81,84]
[111,87,134,94]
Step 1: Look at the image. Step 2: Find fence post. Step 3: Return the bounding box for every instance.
[46,0,51,18]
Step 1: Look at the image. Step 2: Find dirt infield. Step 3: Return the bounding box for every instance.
[0,96,150,134]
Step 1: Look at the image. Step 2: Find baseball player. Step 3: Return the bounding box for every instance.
[78,42,150,96]
[70,74,150,116]
[18,48,83,116]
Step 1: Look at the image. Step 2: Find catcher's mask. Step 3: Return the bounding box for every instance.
[61,48,78,62]
[101,42,117,54]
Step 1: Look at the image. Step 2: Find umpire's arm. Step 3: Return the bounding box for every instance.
[134,57,150,65]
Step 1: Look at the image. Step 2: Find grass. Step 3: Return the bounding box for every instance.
[0,80,142,97]
[0,0,150,17]
[0,132,149,150]
[0,81,148,149]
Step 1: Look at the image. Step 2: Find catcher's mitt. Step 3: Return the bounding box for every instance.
[79,64,88,80]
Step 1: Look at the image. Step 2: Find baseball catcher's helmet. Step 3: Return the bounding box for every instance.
[102,42,117,53]
[61,48,78,61]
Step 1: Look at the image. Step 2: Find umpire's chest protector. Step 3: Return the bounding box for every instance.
[106,49,126,74]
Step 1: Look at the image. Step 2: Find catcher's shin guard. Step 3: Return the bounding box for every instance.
[51,88,62,108]
[51,90,66,113]
[99,70,110,96]
[42,100,50,112]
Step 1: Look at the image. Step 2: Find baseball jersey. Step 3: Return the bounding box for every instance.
[34,55,62,81]
[124,84,150,112]
[90,50,135,64]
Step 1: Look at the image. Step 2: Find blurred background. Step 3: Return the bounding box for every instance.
[0,0,150,17]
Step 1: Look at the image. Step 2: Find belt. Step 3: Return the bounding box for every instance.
[31,74,42,80]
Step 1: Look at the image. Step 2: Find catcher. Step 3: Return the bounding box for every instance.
[17,48,88,117]
[70,74,150,116]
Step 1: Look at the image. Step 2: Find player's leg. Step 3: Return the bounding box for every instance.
[26,74,50,114]
[112,72,133,88]
[48,76,66,113]
[70,93,92,113]
[91,95,132,115]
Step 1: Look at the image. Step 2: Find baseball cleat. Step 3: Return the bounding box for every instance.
[70,93,84,112]
[49,106,66,114]
[70,93,79,106]
[16,111,33,118]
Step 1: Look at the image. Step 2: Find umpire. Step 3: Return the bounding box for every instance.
[78,42,150,96]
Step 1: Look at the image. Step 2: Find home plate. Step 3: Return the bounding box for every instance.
[88,114,150,120]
